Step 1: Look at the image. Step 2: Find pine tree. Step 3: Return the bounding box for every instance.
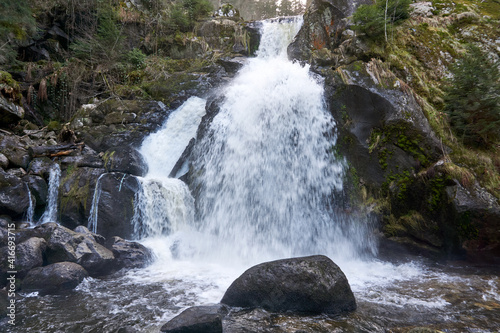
[444,45,500,147]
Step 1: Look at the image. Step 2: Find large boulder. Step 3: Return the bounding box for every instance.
[106,236,152,269]
[89,172,141,240]
[0,169,30,216]
[160,305,227,333]
[103,146,148,177]
[59,166,105,229]
[23,174,49,207]
[221,255,356,315]
[14,237,47,278]
[34,222,115,276]
[0,132,31,169]
[21,262,88,295]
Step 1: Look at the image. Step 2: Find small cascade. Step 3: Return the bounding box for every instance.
[38,163,61,224]
[132,96,206,239]
[25,184,35,225]
[88,173,106,234]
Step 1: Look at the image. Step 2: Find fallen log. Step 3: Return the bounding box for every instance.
[28,143,84,157]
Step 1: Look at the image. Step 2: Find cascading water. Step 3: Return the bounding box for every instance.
[132,97,206,239]
[38,163,61,224]
[88,173,105,233]
[186,17,375,265]
[15,17,500,333]
[25,184,34,225]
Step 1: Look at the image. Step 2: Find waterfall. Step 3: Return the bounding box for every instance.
[38,163,61,224]
[88,173,106,234]
[132,97,206,239]
[25,184,35,225]
[185,17,375,264]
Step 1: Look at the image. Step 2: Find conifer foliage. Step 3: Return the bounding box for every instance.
[444,45,500,147]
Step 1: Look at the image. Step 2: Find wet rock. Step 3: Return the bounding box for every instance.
[106,236,152,269]
[74,225,106,246]
[216,57,246,76]
[59,167,105,229]
[0,132,31,169]
[221,255,356,315]
[21,262,88,295]
[23,174,48,206]
[160,304,227,333]
[27,157,57,178]
[0,289,8,318]
[0,95,24,126]
[89,172,141,240]
[0,153,8,169]
[103,146,148,177]
[34,222,115,276]
[0,169,30,216]
[14,237,47,278]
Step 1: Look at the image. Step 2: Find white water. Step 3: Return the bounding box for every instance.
[38,163,61,224]
[129,16,385,304]
[25,184,35,225]
[88,173,106,233]
[132,97,206,239]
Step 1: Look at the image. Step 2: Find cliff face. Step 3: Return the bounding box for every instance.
[290,0,500,261]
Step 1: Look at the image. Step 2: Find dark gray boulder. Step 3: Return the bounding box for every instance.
[59,166,105,229]
[103,146,148,177]
[0,132,31,169]
[106,236,152,269]
[23,174,48,206]
[0,95,24,126]
[160,305,227,333]
[89,172,141,240]
[34,222,115,276]
[221,255,356,315]
[21,262,88,295]
[27,157,54,179]
[0,169,30,216]
[14,237,47,278]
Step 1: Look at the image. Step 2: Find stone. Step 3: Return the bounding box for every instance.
[0,169,30,216]
[23,174,49,206]
[0,95,24,126]
[14,237,47,278]
[0,132,31,169]
[0,153,8,169]
[27,157,57,179]
[103,146,148,177]
[88,172,141,240]
[21,262,88,295]
[34,222,115,276]
[106,236,152,269]
[160,305,227,333]
[221,255,356,315]
[59,167,105,229]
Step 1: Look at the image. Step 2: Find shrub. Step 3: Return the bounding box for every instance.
[443,45,500,147]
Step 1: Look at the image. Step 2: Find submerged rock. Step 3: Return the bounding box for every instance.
[221,255,356,315]
[21,261,88,295]
[160,304,227,333]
